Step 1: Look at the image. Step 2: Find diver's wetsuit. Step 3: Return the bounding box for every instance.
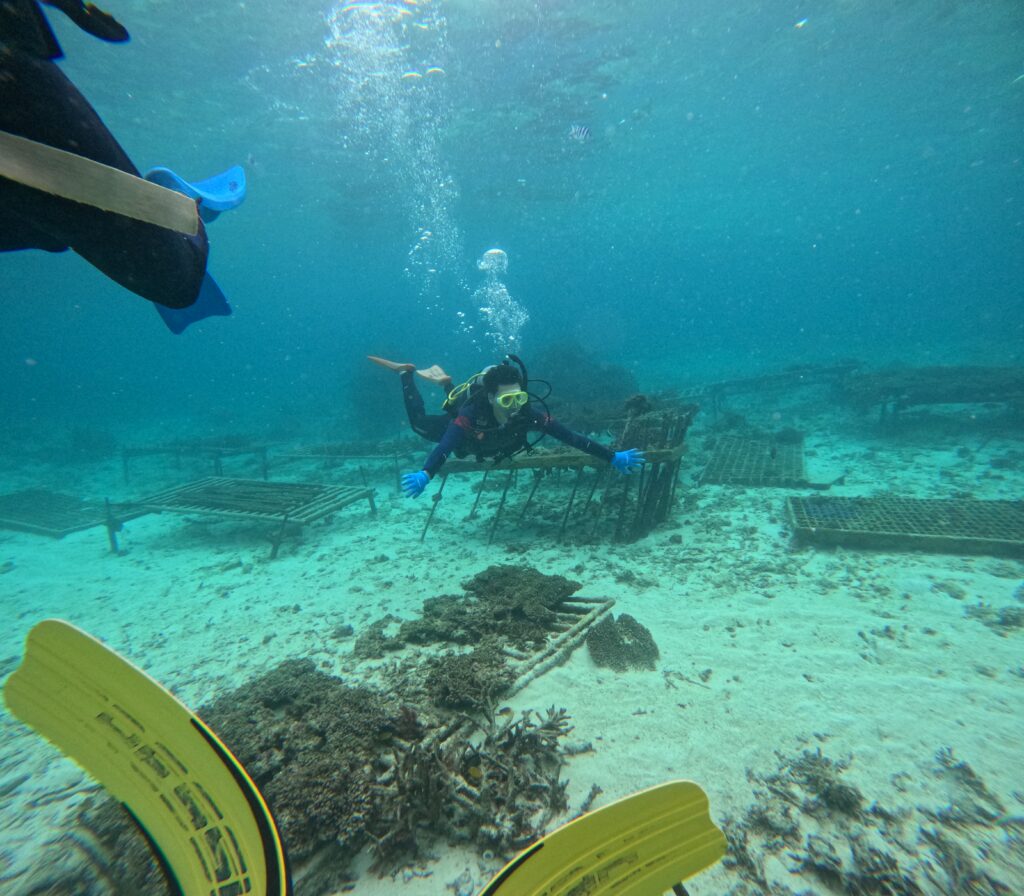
[0,0,209,308]
[401,370,452,442]
[400,371,614,477]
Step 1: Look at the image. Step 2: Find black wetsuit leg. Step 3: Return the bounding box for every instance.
[402,371,450,442]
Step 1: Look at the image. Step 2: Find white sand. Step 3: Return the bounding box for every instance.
[1,392,1022,894]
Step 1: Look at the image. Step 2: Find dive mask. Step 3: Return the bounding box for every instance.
[496,390,529,410]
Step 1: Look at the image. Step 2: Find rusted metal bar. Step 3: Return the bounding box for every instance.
[487,470,515,545]
[419,474,447,543]
[558,467,585,542]
[467,470,489,521]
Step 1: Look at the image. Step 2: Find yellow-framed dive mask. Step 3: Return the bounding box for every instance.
[496,390,529,410]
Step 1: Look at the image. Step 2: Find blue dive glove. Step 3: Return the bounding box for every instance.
[611,449,646,474]
[402,470,430,498]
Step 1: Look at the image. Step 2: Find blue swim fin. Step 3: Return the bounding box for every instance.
[142,164,245,331]
[154,271,231,334]
[144,165,246,223]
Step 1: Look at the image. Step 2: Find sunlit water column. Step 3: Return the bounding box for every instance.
[464,248,529,353]
[325,0,466,312]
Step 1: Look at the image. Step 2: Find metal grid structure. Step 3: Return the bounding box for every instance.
[0,489,146,541]
[276,444,416,493]
[670,363,860,412]
[122,439,271,482]
[700,436,806,487]
[423,406,698,544]
[787,495,1024,557]
[840,365,1024,415]
[278,444,412,461]
[137,477,376,557]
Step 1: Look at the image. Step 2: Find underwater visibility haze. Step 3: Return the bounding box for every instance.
[0,0,1020,431]
[0,1,1023,895]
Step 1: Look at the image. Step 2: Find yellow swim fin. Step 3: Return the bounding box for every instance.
[477,780,726,896]
[3,619,291,896]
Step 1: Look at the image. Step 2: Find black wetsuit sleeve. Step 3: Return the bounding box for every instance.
[422,417,469,477]
[530,409,615,463]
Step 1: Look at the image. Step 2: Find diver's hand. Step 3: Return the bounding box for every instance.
[611,449,646,474]
[402,470,430,498]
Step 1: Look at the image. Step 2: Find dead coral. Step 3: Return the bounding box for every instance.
[461,706,572,853]
[928,747,1006,825]
[792,830,924,896]
[47,797,174,896]
[353,614,404,658]
[369,706,573,870]
[50,567,601,892]
[964,603,1024,637]
[200,659,405,865]
[786,749,865,819]
[400,565,581,649]
[586,613,660,672]
[61,657,577,893]
[920,828,1009,896]
[423,645,514,710]
[728,748,1019,896]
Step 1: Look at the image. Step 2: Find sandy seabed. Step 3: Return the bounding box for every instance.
[1,391,1022,894]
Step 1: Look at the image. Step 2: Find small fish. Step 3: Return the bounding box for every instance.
[569,123,591,143]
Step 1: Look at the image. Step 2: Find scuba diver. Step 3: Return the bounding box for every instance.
[368,354,646,498]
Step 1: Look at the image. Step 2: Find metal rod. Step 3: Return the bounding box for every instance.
[632,460,651,536]
[668,456,681,511]
[419,475,447,543]
[468,470,489,520]
[558,467,585,541]
[488,470,515,545]
[578,467,603,518]
[588,470,612,541]
[613,469,633,542]
[104,499,121,554]
[269,512,291,559]
[518,469,544,522]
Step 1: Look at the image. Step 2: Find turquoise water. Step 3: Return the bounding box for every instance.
[1,2,1023,894]
[3,0,1022,431]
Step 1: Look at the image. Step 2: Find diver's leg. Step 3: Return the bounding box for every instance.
[416,364,454,392]
[402,371,450,441]
[368,355,414,373]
